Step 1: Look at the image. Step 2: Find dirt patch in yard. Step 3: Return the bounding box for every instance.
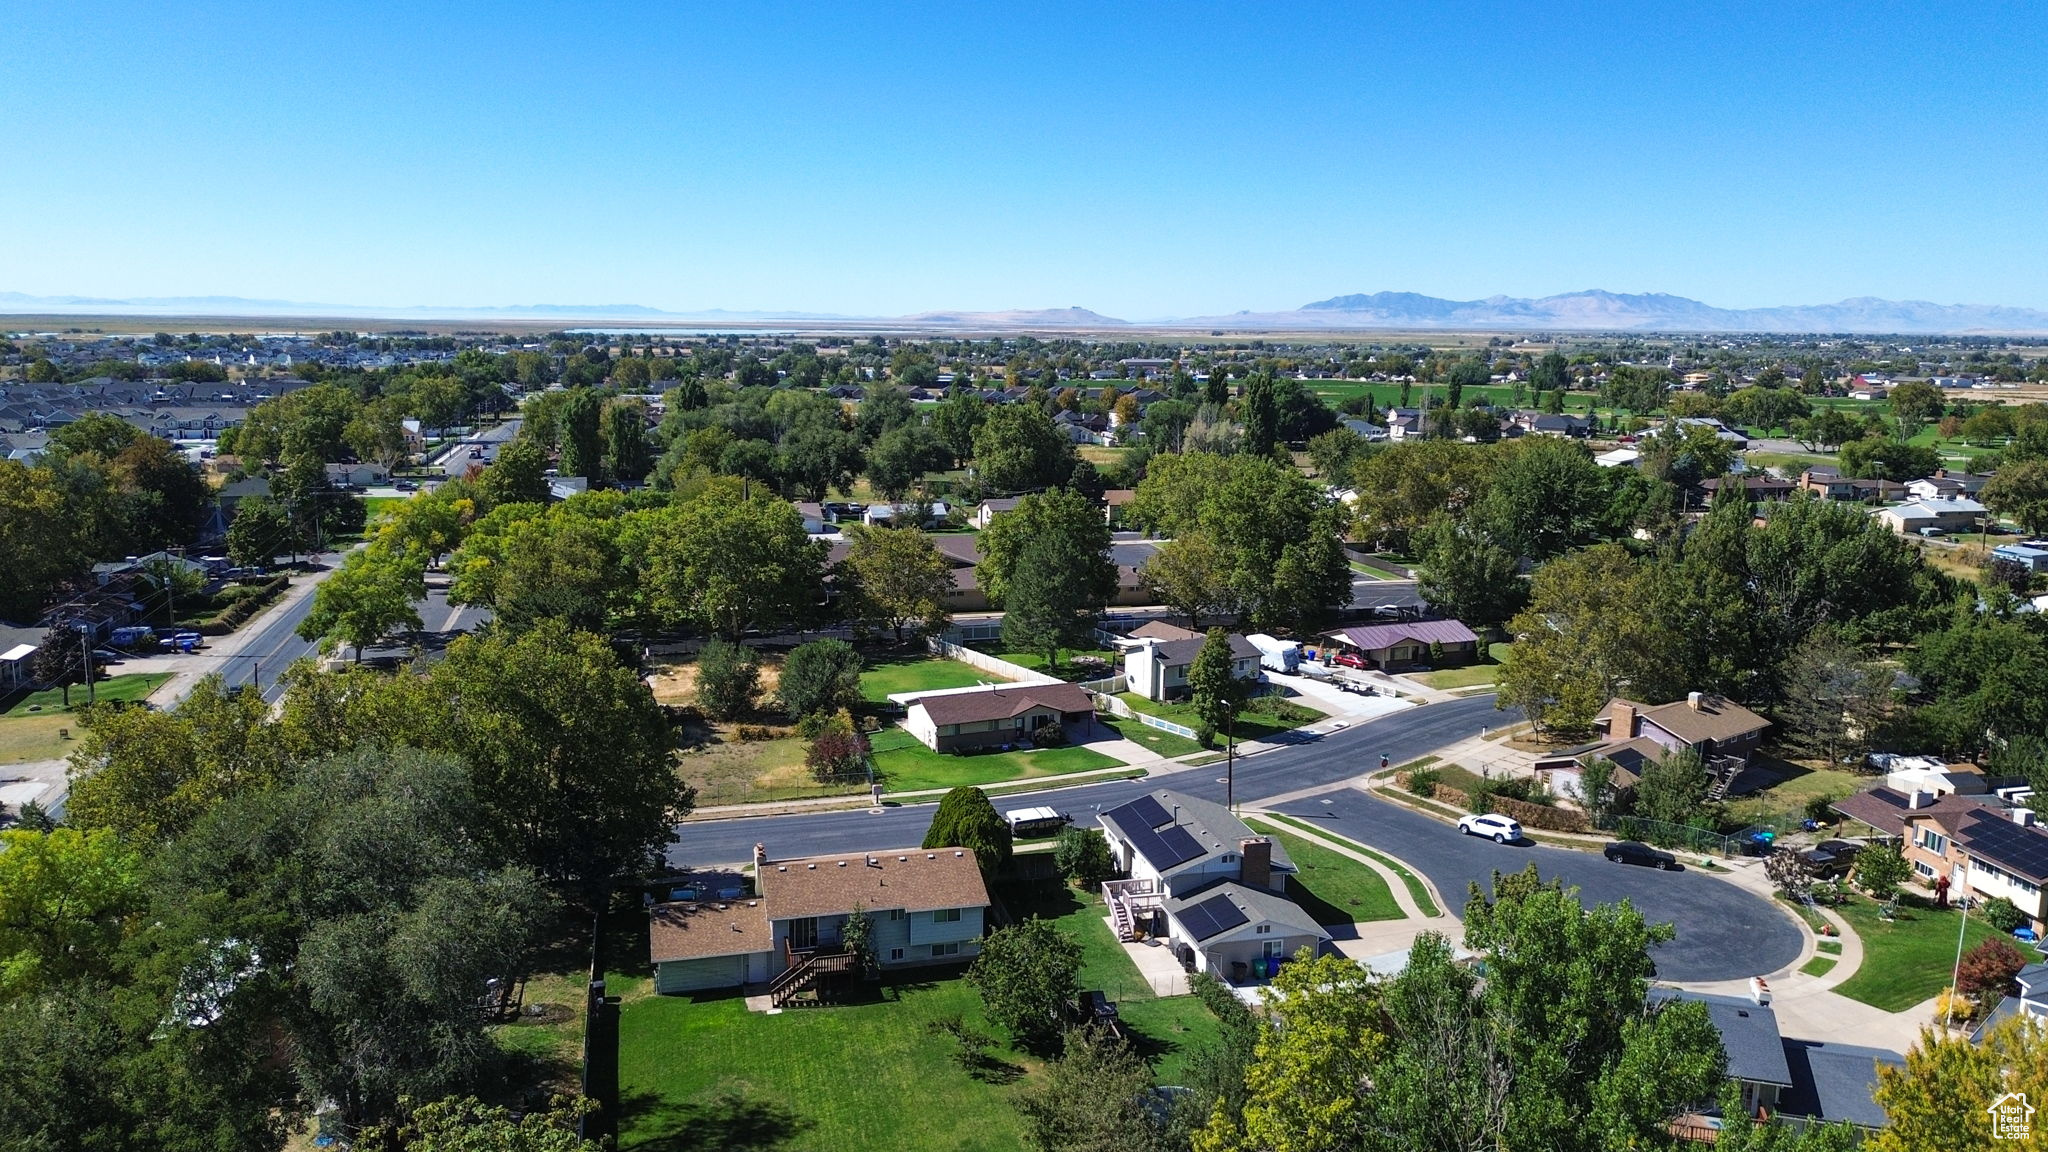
[647,654,784,708]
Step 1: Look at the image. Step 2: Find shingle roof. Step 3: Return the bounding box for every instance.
[760,846,991,920]
[1603,695,1769,747]
[1143,633,1261,667]
[1099,788,1295,879]
[1324,619,1478,651]
[910,682,1095,726]
[1129,620,1201,643]
[1778,1040,1904,1129]
[1165,879,1329,943]
[1654,991,1791,1087]
[648,898,772,962]
[1831,786,1993,838]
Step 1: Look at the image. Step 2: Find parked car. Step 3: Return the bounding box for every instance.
[393,479,419,492]
[1800,839,1863,877]
[1603,840,1677,870]
[1332,651,1368,670]
[1456,813,1523,843]
[90,648,124,664]
[1918,526,1945,538]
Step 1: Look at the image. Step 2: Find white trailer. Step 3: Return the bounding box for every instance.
[1246,633,1301,674]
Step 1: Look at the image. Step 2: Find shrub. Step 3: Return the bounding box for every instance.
[924,786,1012,869]
[695,639,759,721]
[1029,721,1066,748]
[1246,695,1318,723]
[1804,793,1842,825]
[804,711,869,782]
[734,724,778,743]
[1405,768,1441,799]
[1957,937,2028,1007]
[1983,896,2028,934]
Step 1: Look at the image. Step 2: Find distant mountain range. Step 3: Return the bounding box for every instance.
[5,288,2047,334]
[1179,290,2048,334]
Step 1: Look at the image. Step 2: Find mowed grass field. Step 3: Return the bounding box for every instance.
[867,727,1121,793]
[859,654,1006,702]
[1830,894,2005,1012]
[0,673,171,764]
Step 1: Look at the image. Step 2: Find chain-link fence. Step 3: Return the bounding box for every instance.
[1596,814,1738,857]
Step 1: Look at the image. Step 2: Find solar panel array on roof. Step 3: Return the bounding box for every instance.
[1122,795,1171,830]
[1126,822,1204,870]
[1964,813,2048,880]
[1178,893,1250,941]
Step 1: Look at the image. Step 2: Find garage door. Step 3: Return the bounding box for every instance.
[655,954,748,995]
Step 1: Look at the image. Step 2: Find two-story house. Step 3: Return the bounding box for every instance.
[1590,693,1770,771]
[1098,789,1330,989]
[647,845,991,999]
[1119,622,1261,702]
[1833,787,2048,932]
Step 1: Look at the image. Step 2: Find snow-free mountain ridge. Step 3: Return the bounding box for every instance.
[4,289,2046,334]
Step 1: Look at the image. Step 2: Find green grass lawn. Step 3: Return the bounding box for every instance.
[1816,939,1843,955]
[617,975,1035,1152]
[1800,955,1838,978]
[362,495,406,522]
[4,672,170,718]
[1263,813,1441,917]
[617,882,1225,1152]
[1830,893,2005,1012]
[859,654,1008,702]
[1100,715,1205,759]
[978,645,1119,683]
[868,727,1121,793]
[1408,665,1500,690]
[1348,560,1402,580]
[1245,818,1404,925]
[1117,692,1325,745]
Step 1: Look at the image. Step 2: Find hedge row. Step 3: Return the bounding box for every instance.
[1403,775,1591,834]
[200,575,290,636]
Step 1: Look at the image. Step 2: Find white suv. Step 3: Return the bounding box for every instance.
[1457,813,1524,844]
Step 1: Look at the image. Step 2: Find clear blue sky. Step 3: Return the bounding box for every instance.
[5,1,2045,318]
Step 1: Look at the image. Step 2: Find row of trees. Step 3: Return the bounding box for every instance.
[0,609,692,1146]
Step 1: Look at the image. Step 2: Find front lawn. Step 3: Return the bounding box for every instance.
[859,654,1007,702]
[1101,715,1205,759]
[1245,819,1404,925]
[4,672,170,718]
[1408,665,1500,690]
[1830,893,2006,1012]
[1,671,173,760]
[868,727,1121,793]
[1117,691,1325,745]
[1264,813,1441,917]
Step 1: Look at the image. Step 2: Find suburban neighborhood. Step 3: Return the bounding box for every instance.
[8,6,2048,1150]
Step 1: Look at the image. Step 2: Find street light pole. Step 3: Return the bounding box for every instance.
[1946,884,1972,1032]
[1226,714,1236,814]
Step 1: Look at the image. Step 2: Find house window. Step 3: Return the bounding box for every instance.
[932,908,962,923]
[1256,924,1271,934]
[1918,829,1948,855]
[932,942,960,957]
[889,909,904,921]
[1914,861,1935,878]
[1262,940,1285,959]
[889,948,904,961]
[1222,854,1236,864]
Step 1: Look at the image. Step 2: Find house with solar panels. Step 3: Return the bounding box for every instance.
[1097,789,1331,987]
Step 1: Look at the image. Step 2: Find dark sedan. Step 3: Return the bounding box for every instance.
[1604,840,1678,870]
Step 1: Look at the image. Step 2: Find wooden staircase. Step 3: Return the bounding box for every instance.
[769,950,855,1008]
[1705,755,1747,803]
[1111,898,1135,942]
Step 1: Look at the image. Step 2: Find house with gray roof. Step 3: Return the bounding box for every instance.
[1119,622,1260,701]
[1098,788,1331,990]
[1655,989,1904,1131]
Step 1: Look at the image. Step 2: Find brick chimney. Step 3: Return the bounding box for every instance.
[1239,837,1273,890]
[1610,701,1637,738]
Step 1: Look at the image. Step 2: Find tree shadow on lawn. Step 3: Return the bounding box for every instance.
[1283,876,1363,938]
[1114,1018,1192,1072]
[619,1088,812,1152]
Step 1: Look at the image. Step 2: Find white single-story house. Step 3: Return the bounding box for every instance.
[1992,543,2048,573]
[324,462,388,487]
[863,500,951,528]
[649,845,991,1000]
[971,497,1022,529]
[1098,789,1330,988]
[1594,446,1641,468]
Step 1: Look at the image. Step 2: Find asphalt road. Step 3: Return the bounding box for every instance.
[438,417,523,478]
[1271,789,1805,983]
[669,693,1804,983]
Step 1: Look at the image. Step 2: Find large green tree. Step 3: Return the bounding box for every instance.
[841,524,954,642]
[296,542,427,659]
[966,919,1079,1054]
[923,786,1012,870]
[971,403,1077,493]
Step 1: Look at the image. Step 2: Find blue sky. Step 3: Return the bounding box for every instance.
[5,1,2045,318]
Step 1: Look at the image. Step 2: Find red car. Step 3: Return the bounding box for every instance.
[1332,651,1368,669]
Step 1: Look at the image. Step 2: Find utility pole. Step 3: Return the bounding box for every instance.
[1225,713,1236,813]
[77,629,96,705]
